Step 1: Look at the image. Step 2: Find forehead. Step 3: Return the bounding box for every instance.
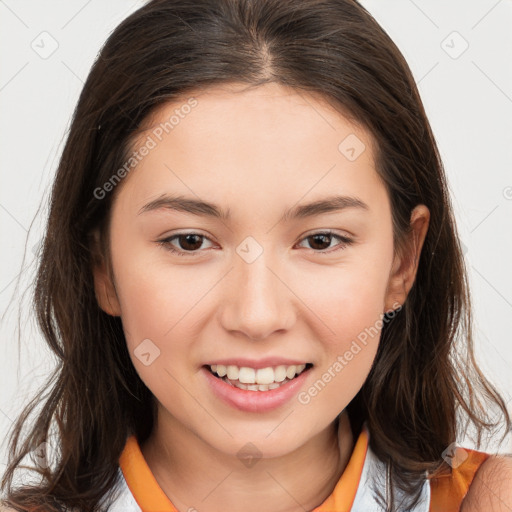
[113,82,387,221]
[137,82,369,151]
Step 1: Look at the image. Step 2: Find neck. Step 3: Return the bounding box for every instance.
[140,409,355,512]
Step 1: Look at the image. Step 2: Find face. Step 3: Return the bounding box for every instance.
[93,82,428,458]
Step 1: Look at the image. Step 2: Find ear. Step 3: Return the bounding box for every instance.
[90,228,122,317]
[384,204,430,313]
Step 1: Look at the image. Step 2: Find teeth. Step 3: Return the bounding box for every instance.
[227,365,239,380]
[256,367,274,384]
[228,378,287,391]
[208,363,308,384]
[239,367,256,384]
[212,364,225,377]
[286,365,297,379]
[274,366,288,382]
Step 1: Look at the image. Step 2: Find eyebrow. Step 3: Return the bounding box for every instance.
[137,194,369,221]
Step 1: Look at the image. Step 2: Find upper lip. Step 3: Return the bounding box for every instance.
[203,358,312,370]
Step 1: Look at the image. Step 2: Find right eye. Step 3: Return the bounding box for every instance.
[158,232,215,257]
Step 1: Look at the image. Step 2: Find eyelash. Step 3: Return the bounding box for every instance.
[157,230,354,257]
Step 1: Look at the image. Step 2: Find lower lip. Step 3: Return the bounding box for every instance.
[202,366,312,413]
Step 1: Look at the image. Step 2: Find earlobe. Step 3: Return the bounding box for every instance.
[384,205,430,313]
[384,255,407,314]
[93,266,122,317]
[90,229,122,317]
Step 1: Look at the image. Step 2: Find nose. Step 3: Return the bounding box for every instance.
[219,248,296,341]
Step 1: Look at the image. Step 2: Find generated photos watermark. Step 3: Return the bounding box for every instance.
[93,97,198,200]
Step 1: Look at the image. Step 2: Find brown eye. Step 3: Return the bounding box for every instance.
[307,233,333,251]
[174,234,204,251]
[297,231,353,254]
[158,232,214,256]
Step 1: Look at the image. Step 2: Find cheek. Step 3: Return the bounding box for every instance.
[292,249,390,401]
[110,221,204,337]
[108,227,203,376]
[294,248,391,339]
[112,256,202,411]
[296,277,384,415]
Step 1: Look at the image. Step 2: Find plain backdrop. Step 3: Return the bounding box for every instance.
[1,0,511,477]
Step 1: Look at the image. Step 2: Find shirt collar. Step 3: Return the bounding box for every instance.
[119,422,369,512]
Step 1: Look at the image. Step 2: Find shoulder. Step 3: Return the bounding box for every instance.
[461,453,512,512]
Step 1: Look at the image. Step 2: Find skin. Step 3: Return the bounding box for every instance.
[92,82,430,512]
[461,454,512,512]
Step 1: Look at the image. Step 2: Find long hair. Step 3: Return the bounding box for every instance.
[2,0,510,510]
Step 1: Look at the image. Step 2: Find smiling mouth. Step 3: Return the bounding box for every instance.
[204,363,313,392]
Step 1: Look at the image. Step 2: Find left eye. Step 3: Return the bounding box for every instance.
[158,230,353,257]
[297,231,353,253]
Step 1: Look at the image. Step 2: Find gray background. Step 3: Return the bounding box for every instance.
[1,0,511,477]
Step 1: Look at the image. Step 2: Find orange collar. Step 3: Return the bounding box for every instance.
[119,425,369,512]
[312,424,369,511]
[119,435,178,511]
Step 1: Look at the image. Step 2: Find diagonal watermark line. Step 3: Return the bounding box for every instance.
[469,205,499,233]
[472,61,512,105]
[407,0,439,29]
[0,0,29,28]
[265,409,295,438]
[471,0,503,30]
[471,265,512,309]
[0,203,28,232]
[201,470,233,502]
[163,367,233,438]
[296,90,337,131]
[417,61,439,85]
[0,407,13,424]
[61,0,92,29]
[265,265,336,335]
[479,471,512,512]
[163,267,234,337]
[0,62,29,92]
[61,60,85,84]
[266,470,308,511]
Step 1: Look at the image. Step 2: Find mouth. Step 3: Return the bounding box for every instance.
[203,363,314,392]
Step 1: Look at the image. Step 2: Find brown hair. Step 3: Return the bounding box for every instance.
[2,0,510,510]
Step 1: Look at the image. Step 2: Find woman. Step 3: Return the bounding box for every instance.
[2,1,511,510]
